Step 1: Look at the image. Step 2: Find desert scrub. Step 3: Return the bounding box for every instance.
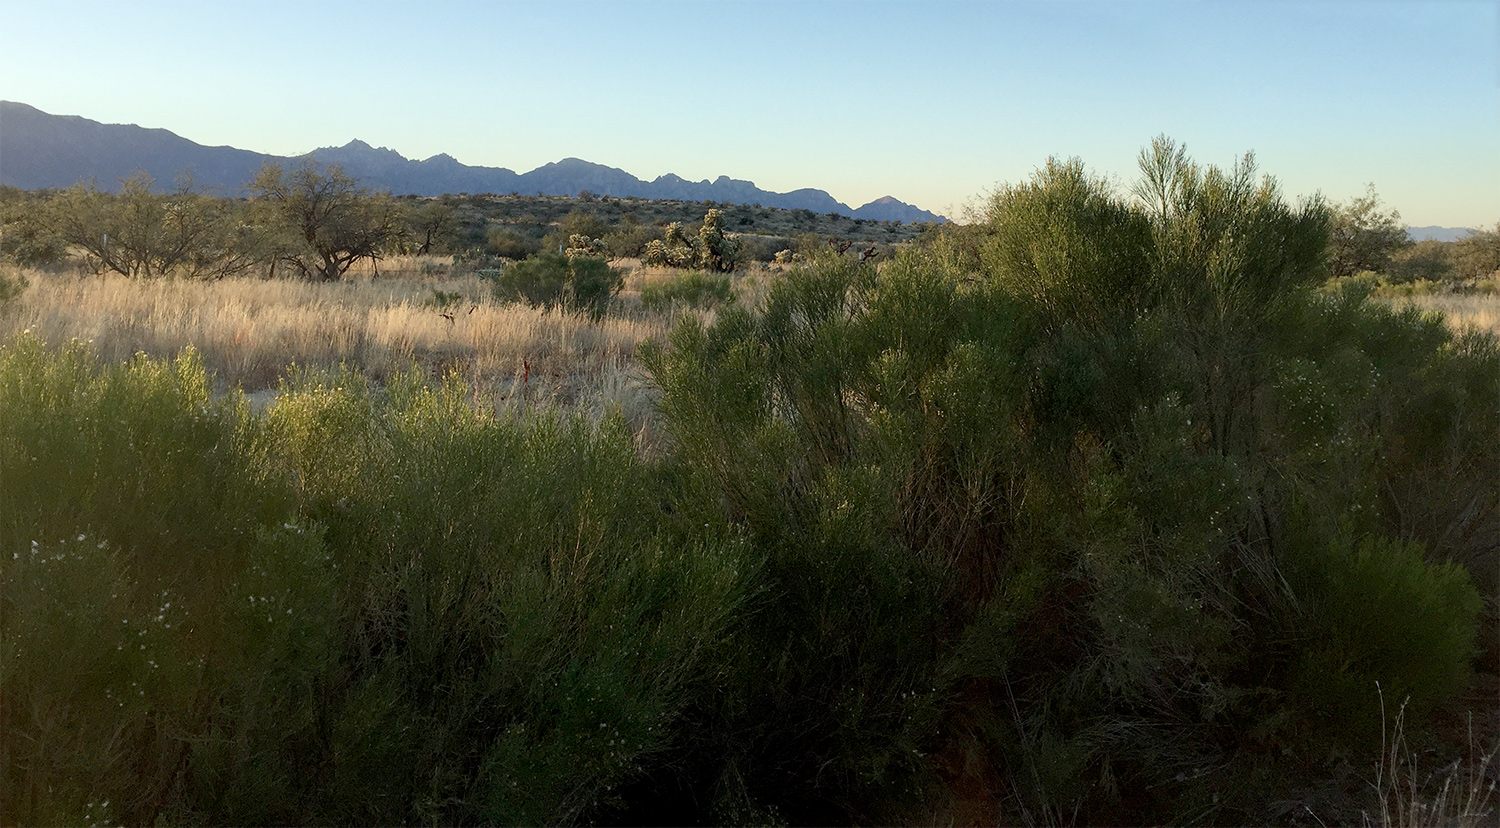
[639,269,733,312]
[0,335,755,825]
[489,251,623,318]
[0,333,333,825]
[1281,527,1481,744]
[258,365,756,824]
[643,141,1492,824]
[0,269,25,313]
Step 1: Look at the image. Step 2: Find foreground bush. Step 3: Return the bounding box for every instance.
[642,140,1493,823]
[2,137,1493,826]
[0,336,752,825]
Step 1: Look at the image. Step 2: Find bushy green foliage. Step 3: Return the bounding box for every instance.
[539,209,610,256]
[981,157,1153,329]
[485,225,541,259]
[1327,184,1411,279]
[489,251,622,317]
[0,337,755,825]
[46,173,261,279]
[0,334,325,825]
[259,367,755,824]
[601,213,661,258]
[643,139,1490,823]
[3,138,1492,826]
[640,269,733,311]
[1389,239,1458,283]
[1453,222,1500,280]
[1281,526,1480,742]
[0,189,66,268]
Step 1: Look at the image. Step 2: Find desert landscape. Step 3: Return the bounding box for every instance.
[2,2,1498,824]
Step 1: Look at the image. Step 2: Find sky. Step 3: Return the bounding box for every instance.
[0,0,1496,227]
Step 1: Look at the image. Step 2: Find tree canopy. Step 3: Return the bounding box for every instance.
[250,162,404,281]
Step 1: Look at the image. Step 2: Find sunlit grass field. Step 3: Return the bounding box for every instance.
[0,260,679,392]
[1390,290,1500,338]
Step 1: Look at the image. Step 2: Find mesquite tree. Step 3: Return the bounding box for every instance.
[250,162,405,281]
[47,173,254,278]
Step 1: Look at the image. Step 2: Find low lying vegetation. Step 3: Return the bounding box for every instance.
[2,139,1495,825]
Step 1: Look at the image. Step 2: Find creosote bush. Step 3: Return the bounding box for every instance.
[642,138,1493,824]
[489,250,622,317]
[1,335,752,825]
[3,137,1494,826]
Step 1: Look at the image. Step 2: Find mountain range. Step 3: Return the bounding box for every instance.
[0,101,945,223]
[1406,225,1479,243]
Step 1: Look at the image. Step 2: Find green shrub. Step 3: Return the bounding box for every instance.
[640,269,733,311]
[0,333,331,825]
[1389,239,1457,283]
[0,341,757,825]
[485,226,541,259]
[642,140,1494,823]
[980,157,1152,330]
[5,137,1495,826]
[490,251,622,317]
[260,367,756,824]
[539,209,610,256]
[1282,527,1480,744]
[0,199,66,268]
[602,215,660,258]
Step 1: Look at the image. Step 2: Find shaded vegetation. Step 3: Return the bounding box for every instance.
[2,139,1495,826]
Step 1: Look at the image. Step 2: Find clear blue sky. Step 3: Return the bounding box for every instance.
[1,0,1495,226]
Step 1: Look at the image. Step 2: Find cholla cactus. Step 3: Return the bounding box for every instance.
[642,239,671,267]
[644,222,694,267]
[695,209,739,272]
[564,233,607,259]
[773,249,794,264]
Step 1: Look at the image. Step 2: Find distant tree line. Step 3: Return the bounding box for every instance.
[0,163,437,281]
[1328,185,1499,283]
[0,166,931,281]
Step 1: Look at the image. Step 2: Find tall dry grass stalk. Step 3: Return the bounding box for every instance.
[1366,690,1498,828]
[1388,293,1500,338]
[0,269,684,402]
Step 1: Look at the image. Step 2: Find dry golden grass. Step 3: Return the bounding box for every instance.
[1390,292,1500,338]
[0,267,684,408]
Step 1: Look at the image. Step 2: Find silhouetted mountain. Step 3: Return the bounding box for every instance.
[1,102,946,222]
[1406,225,1476,243]
[0,101,277,194]
[853,195,937,222]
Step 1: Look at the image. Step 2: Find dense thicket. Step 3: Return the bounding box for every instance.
[2,141,1494,825]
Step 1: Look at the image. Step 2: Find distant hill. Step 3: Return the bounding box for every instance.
[0,101,946,223]
[1406,225,1477,243]
[0,101,278,194]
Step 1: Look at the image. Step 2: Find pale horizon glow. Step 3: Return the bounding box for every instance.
[1,0,1496,227]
